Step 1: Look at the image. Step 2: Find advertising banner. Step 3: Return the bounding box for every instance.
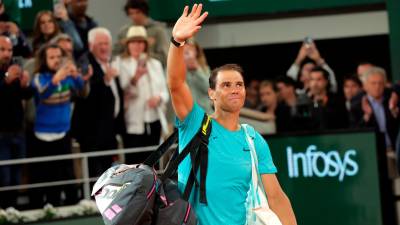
[266,130,393,225]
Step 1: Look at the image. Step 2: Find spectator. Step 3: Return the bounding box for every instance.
[71,27,125,177]
[113,26,169,163]
[53,0,85,58]
[115,0,168,66]
[49,33,92,97]
[0,2,31,58]
[0,36,33,208]
[275,76,297,109]
[183,39,212,114]
[356,62,374,78]
[287,41,337,93]
[30,44,86,207]
[307,66,348,130]
[350,67,399,150]
[50,33,74,59]
[65,0,97,58]
[343,74,362,112]
[258,80,291,133]
[32,11,61,54]
[244,79,260,109]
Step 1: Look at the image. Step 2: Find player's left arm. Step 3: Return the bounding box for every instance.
[261,174,297,225]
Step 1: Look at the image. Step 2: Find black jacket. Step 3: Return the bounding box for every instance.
[350,91,400,147]
[0,70,34,133]
[71,53,125,150]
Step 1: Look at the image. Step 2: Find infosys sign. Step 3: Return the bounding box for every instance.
[286,145,359,182]
[266,131,388,225]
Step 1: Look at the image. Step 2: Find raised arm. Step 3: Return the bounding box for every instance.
[167,4,208,121]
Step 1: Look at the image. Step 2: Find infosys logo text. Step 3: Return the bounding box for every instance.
[287,145,359,182]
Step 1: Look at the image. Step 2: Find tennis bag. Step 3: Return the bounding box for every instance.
[92,114,211,225]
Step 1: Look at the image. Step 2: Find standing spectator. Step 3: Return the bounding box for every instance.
[343,74,362,113]
[32,11,61,54]
[30,44,86,207]
[275,76,298,110]
[0,1,31,58]
[0,36,33,208]
[50,34,75,60]
[113,26,168,163]
[244,79,260,109]
[287,41,337,93]
[258,80,291,133]
[356,62,374,78]
[71,27,125,177]
[115,0,168,66]
[183,39,212,114]
[66,0,97,58]
[350,67,399,149]
[53,0,85,58]
[307,66,348,130]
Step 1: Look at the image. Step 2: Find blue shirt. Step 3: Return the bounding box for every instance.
[176,103,277,225]
[367,95,391,147]
[32,72,84,133]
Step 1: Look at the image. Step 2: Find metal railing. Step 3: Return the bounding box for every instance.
[0,145,170,200]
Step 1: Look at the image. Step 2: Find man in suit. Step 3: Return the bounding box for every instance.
[71,27,125,177]
[350,66,399,177]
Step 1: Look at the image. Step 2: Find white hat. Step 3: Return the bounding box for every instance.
[124,26,147,43]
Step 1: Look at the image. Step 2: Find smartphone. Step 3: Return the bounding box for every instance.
[11,56,24,67]
[138,53,147,68]
[78,58,90,75]
[304,36,313,48]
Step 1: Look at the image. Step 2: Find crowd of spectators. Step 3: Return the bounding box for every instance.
[0,0,399,211]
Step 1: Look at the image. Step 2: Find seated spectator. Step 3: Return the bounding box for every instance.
[287,40,337,93]
[258,80,291,132]
[32,11,61,54]
[30,44,87,207]
[350,67,399,150]
[244,79,260,109]
[0,36,33,208]
[306,66,348,130]
[0,2,31,58]
[113,26,169,164]
[183,39,212,114]
[114,0,168,66]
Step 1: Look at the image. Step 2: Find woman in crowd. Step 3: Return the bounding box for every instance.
[183,39,213,114]
[32,11,61,54]
[112,25,169,163]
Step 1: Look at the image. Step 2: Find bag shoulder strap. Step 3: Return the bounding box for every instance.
[242,124,256,139]
[182,113,211,204]
[155,113,211,204]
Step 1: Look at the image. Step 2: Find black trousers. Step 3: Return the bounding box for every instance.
[29,134,79,208]
[78,135,118,178]
[123,120,161,164]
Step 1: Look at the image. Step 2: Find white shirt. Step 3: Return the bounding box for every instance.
[113,56,169,134]
[98,60,120,118]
